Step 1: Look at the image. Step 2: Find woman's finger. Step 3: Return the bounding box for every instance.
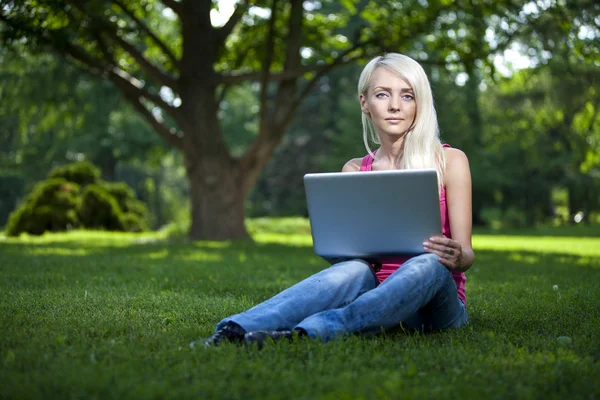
[425,247,452,261]
[429,236,455,247]
[424,241,454,255]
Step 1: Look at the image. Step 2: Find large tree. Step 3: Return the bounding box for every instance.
[0,0,448,240]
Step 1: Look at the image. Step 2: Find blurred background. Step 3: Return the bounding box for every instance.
[0,0,598,239]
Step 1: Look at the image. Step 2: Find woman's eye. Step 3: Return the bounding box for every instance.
[402,95,414,100]
[375,93,388,98]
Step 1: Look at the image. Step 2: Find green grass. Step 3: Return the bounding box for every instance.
[1,219,599,399]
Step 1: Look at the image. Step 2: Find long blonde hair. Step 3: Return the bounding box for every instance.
[358,53,446,186]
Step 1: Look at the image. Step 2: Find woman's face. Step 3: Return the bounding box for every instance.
[360,67,416,138]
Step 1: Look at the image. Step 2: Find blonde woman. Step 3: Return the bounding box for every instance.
[193,53,474,349]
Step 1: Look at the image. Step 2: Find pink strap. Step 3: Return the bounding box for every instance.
[359,155,372,171]
[360,151,376,171]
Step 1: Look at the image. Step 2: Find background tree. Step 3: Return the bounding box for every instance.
[0,0,454,240]
[1,0,598,236]
[0,44,179,227]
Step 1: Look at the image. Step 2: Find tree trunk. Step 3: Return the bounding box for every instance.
[184,151,250,241]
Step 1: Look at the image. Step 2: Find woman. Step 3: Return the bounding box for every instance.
[193,53,474,349]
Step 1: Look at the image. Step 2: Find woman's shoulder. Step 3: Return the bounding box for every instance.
[342,157,364,172]
[443,147,471,178]
[443,147,469,165]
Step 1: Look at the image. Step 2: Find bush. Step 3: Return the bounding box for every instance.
[6,179,80,236]
[47,161,101,186]
[78,185,124,231]
[99,181,149,219]
[6,161,150,235]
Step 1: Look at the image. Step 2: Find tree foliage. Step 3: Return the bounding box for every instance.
[1,0,598,235]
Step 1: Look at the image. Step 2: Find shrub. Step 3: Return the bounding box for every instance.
[5,179,80,236]
[78,185,124,231]
[47,161,101,186]
[99,181,149,219]
[6,161,150,235]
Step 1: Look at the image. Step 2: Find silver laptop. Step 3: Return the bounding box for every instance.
[303,169,441,264]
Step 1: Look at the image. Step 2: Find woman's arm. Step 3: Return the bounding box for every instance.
[424,148,475,272]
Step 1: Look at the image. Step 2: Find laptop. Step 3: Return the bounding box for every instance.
[303,169,441,264]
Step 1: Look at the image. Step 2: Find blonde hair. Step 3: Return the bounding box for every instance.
[358,53,446,186]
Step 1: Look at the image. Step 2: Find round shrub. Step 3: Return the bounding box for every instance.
[79,185,124,231]
[6,161,151,235]
[5,179,80,236]
[99,181,149,219]
[47,161,101,186]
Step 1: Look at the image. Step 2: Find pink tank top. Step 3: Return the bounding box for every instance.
[359,148,467,304]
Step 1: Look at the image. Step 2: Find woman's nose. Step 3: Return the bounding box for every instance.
[388,96,401,111]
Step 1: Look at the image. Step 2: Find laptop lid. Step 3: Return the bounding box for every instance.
[303,169,442,264]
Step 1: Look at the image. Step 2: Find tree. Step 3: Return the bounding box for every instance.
[0,0,452,240]
[0,45,165,181]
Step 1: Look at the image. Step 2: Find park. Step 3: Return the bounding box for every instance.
[1,0,599,398]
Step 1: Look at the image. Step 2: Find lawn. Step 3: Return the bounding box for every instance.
[1,219,599,399]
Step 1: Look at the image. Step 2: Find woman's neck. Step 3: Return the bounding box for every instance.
[373,134,407,170]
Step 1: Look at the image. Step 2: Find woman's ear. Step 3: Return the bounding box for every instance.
[359,93,369,114]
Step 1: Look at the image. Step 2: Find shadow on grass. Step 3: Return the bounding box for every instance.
[0,239,326,298]
[2,238,599,327]
[1,238,598,289]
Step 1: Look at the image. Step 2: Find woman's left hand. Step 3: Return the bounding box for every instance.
[423,236,463,271]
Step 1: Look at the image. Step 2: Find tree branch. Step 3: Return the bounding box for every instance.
[58,39,178,120]
[72,0,179,91]
[286,46,368,126]
[110,0,179,69]
[107,68,175,113]
[1,9,183,150]
[121,92,184,150]
[215,0,248,48]
[112,32,179,90]
[240,0,303,190]
[216,46,252,106]
[59,39,112,76]
[219,64,332,85]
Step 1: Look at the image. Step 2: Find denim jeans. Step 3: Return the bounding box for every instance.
[217,253,468,343]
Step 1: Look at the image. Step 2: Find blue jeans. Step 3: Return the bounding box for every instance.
[217,253,468,342]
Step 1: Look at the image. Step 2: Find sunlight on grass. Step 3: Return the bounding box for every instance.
[253,232,314,246]
[146,249,169,259]
[192,241,231,249]
[247,217,312,235]
[0,230,168,246]
[26,247,90,256]
[473,235,600,257]
[176,252,224,262]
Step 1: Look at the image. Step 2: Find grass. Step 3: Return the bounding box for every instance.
[1,219,599,399]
